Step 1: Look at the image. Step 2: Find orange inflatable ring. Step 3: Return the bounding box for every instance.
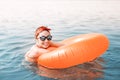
[37,33,109,69]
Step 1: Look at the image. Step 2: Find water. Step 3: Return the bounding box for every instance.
[0,0,120,80]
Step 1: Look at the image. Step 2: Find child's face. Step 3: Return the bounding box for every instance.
[37,30,52,49]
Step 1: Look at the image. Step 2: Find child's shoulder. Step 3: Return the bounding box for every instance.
[29,45,38,52]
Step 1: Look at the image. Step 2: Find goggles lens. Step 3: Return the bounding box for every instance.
[40,35,52,41]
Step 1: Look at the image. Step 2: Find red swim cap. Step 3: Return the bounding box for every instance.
[35,26,51,39]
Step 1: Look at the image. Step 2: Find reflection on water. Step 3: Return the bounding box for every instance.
[23,57,104,80]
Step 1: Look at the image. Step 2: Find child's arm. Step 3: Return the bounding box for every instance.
[50,41,64,47]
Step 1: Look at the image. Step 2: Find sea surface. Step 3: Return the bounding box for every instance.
[0,0,120,80]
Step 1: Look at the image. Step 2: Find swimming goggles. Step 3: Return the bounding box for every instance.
[39,35,52,41]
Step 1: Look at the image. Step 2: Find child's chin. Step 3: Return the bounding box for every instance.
[43,45,49,49]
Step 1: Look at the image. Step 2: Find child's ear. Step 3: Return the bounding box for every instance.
[35,38,38,42]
